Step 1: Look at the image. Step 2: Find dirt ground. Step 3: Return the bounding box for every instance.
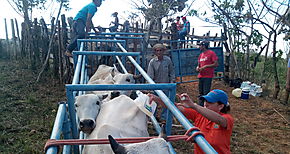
[0,59,289,153]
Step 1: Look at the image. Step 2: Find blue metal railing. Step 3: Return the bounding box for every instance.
[116,42,217,154]
[47,35,218,154]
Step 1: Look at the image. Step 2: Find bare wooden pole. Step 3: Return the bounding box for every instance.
[14,18,21,42]
[11,19,17,58]
[4,19,9,41]
[60,14,68,83]
[4,18,9,58]
[56,20,61,79]
[39,18,49,63]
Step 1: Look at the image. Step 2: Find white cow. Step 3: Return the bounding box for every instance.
[108,125,171,154]
[88,65,119,83]
[75,94,105,134]
[87,64,137,99]
[108,136,170,154]
[76,94,149,154]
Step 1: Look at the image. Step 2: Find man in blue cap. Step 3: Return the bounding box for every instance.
[65,0,102,57]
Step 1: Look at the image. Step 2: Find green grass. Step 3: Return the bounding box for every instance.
[0,59,65,153]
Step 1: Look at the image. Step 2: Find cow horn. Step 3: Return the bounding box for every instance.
[158,124,168,141]
[108,135,126,154]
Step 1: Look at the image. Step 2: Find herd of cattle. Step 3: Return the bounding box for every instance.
[74,64,171,154]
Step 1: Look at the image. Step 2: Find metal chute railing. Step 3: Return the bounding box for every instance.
[46,36,217,154]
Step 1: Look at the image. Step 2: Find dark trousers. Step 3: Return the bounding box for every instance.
[67,19,86,52]
[178,30,187,40]
[198,78,213,106]
[109,25,118,32]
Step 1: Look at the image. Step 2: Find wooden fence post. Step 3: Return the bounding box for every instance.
[54,20,61,79]
[33,18,41,65]
[14,19,21,60]
[59,14,68,83]
[4,18,9,58]
[15,19,20,42]
[11,19,17,59]
[0,40,3,58]
[39,18,49,64]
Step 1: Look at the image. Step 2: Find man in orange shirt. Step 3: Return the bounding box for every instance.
[149,89,234,154]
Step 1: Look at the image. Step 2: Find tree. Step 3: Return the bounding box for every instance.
[7,0,69,22]
[190,0,289,99]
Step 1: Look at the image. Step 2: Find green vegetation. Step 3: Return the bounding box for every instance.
[0,59,65,153]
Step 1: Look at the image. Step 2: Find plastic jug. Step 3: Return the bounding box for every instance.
[241,87,250,99]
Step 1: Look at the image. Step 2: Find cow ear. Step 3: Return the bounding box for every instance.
[108,135,126,154]
[95,94,108,101]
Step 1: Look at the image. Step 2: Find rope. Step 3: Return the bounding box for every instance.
[44,127,204,152]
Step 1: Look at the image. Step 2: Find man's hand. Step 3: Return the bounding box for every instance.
[196,66,199,72]
[198,66,206,71]
[176,93,195,108]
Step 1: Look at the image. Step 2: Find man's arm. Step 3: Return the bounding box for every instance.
[85,13,98,35]
[198,60,218,71]
[177,93,228,128]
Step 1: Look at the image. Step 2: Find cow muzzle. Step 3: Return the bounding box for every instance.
[79,119,96,134]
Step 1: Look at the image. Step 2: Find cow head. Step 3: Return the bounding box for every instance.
[112,73,136,96]
[75,94,106,134]
[113,73,135,84]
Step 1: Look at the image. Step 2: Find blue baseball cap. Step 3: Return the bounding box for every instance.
[201,89,228,105]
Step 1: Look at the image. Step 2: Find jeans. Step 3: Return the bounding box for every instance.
[198,78,213,106]
[109,25,118,32]
[178,30,187,40]
[67,19,86,52]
